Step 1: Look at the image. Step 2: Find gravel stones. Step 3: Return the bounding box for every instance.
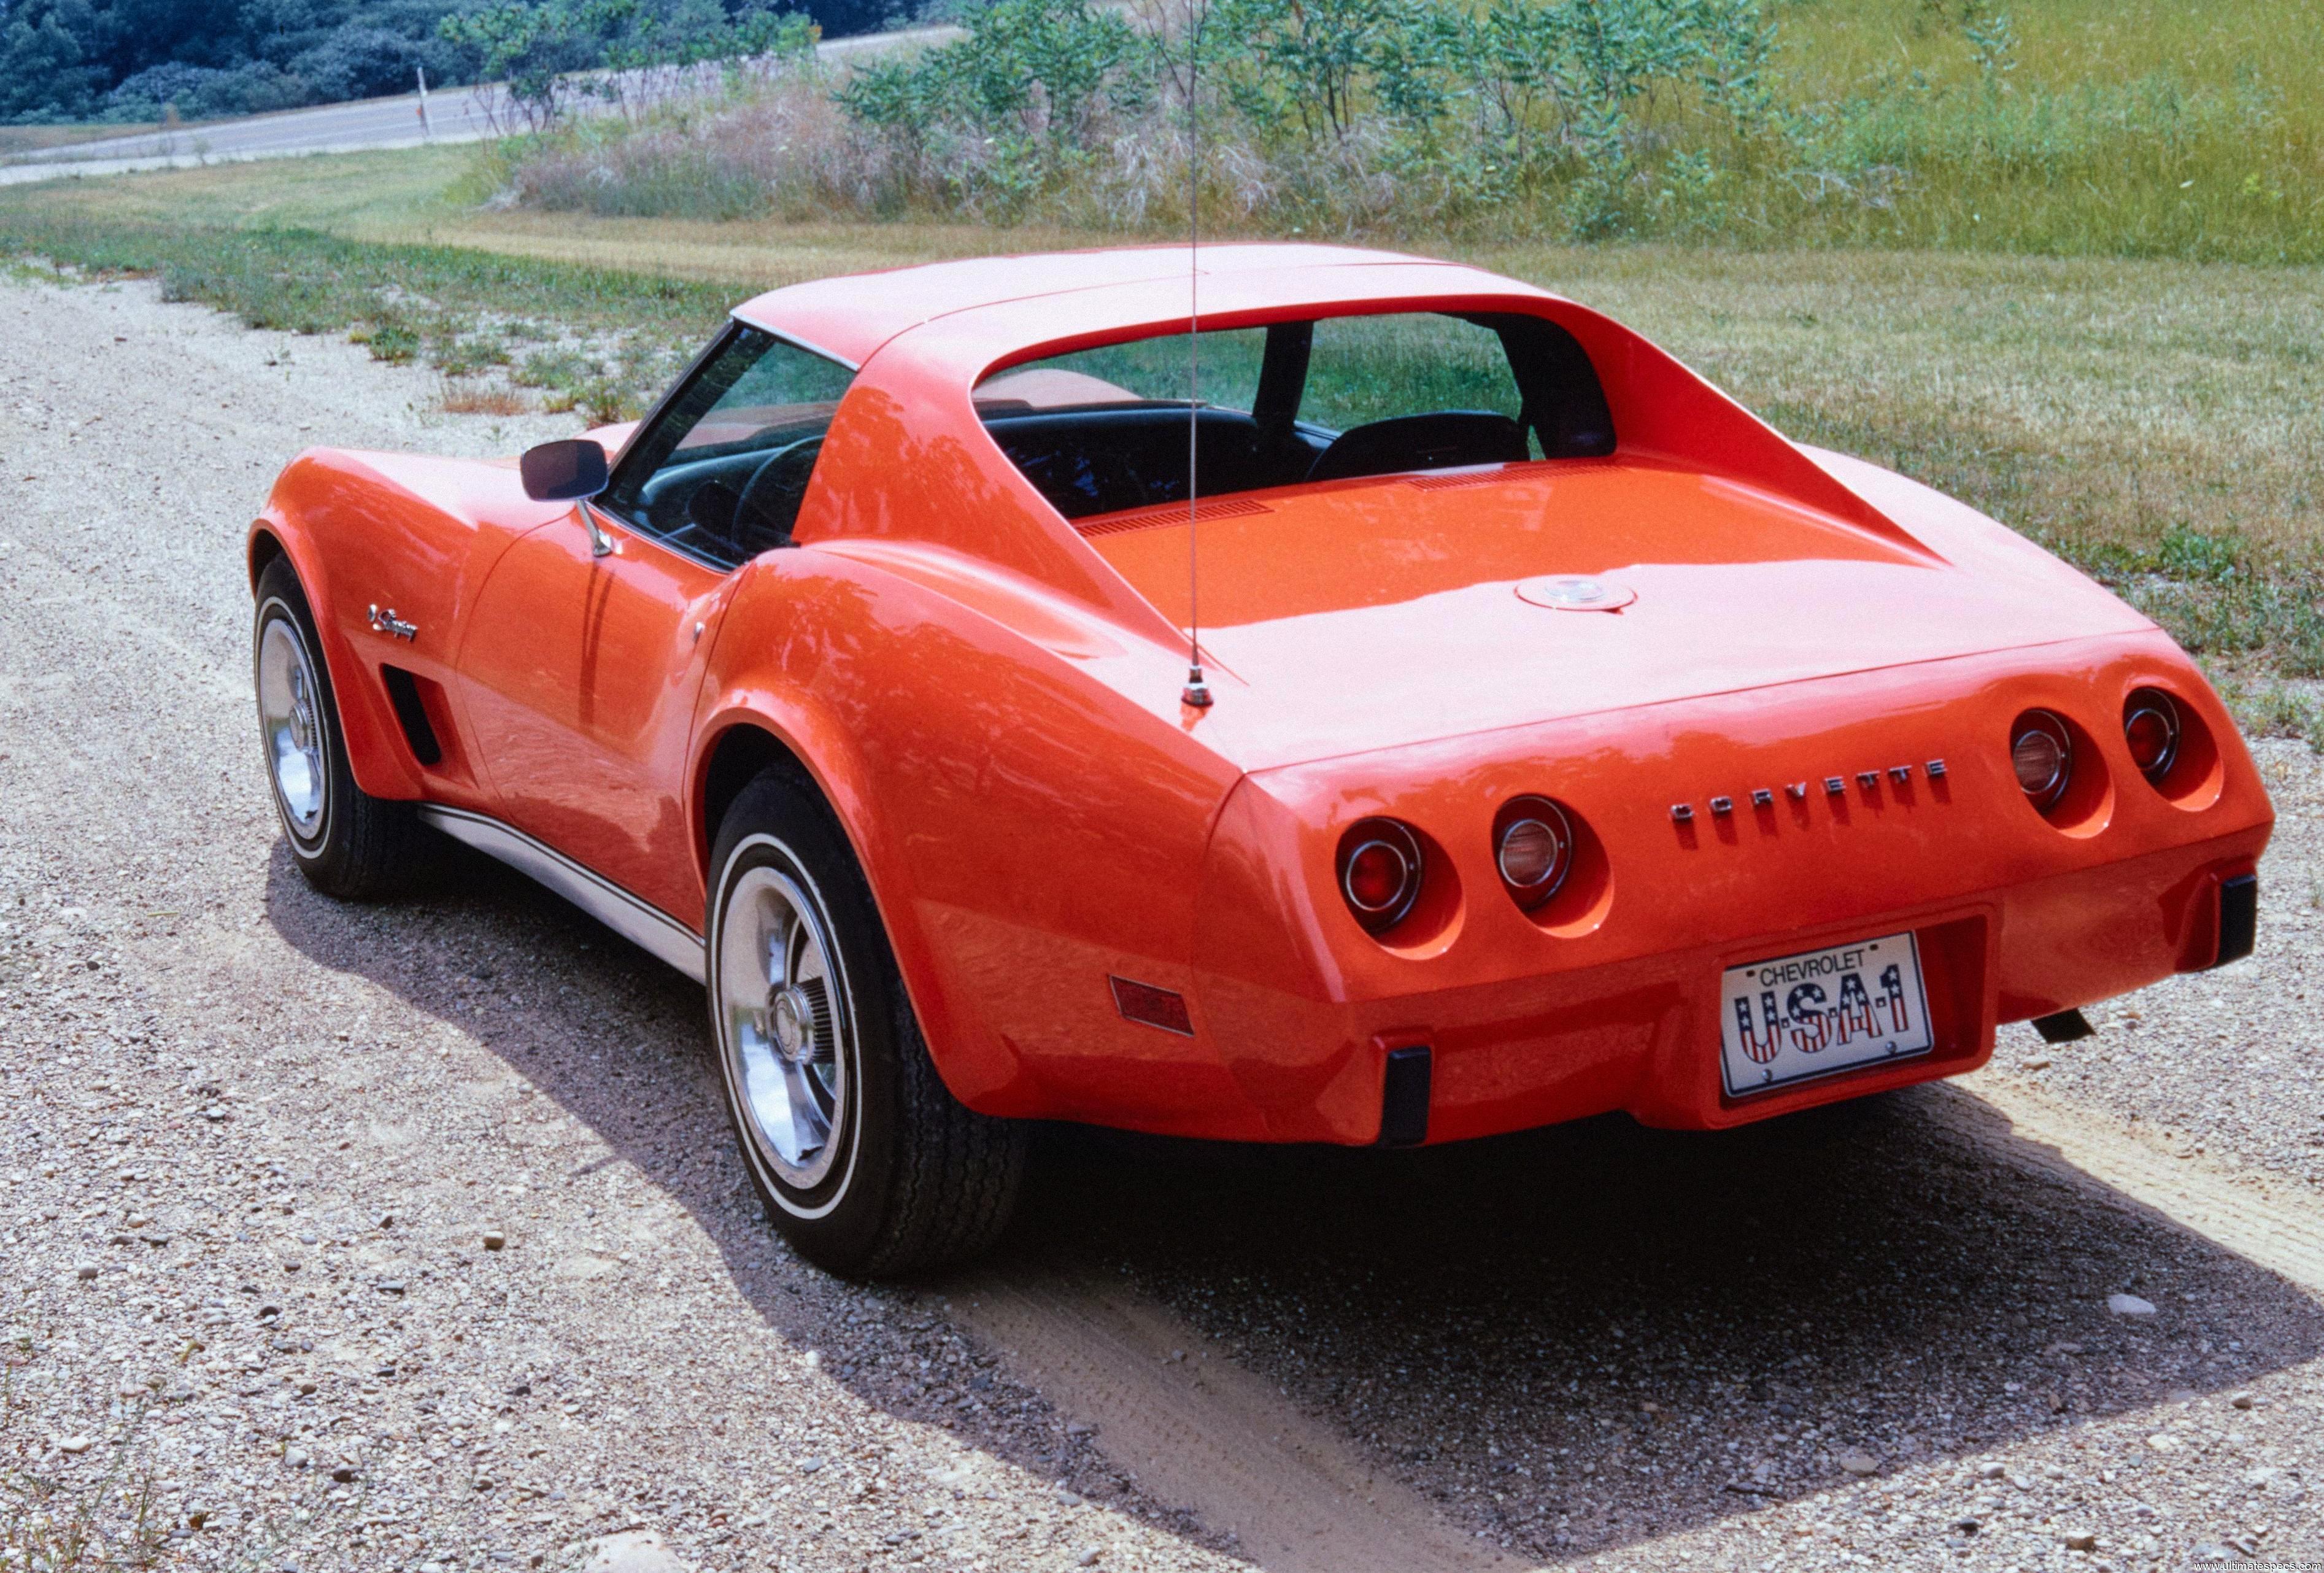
[2109,1292,2160,1317]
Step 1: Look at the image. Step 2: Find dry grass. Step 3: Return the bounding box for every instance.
[1,1361,170,1572]
[437,379,532,415]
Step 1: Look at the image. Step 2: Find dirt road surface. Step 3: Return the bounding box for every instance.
[4,270,2323,1573]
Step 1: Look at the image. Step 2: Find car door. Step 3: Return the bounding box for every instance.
[457,325,855,925]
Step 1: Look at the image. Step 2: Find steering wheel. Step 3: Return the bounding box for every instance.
[732,436,825,555]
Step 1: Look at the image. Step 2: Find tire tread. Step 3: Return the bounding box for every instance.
[715,768,1025,1279]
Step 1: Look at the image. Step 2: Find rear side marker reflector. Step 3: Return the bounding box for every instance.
[1110,976,1194,1035]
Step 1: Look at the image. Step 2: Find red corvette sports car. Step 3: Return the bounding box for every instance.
[250,244,2271,1275]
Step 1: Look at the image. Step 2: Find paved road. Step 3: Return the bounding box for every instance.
[0,26,955,187]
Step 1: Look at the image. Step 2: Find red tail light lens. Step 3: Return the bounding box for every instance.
[2123,689,2181,782]
[1494,797,1573,910]
[1337,819,1423,933]
[2010,710,2074,811]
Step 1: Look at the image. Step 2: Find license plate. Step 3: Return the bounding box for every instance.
[1719,932,1934,1097]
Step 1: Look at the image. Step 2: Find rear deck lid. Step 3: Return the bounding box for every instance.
[1083,458,2148,768]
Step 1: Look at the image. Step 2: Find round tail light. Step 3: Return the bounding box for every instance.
[1338,819,1423,933]
[1494,797,1573,910]
[2010,710,2074,811]
[2123,689,2181,783]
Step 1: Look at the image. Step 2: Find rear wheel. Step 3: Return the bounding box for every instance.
[708,770,1025,1278]
[253,556,420,898]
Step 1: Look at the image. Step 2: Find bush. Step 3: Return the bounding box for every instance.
[288,29,438,103]
[106,60,312,119]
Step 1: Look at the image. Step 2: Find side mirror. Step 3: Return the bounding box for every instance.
[520,438,609,502]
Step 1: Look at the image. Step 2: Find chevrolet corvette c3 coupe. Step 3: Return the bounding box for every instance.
[248,244,2273,1275]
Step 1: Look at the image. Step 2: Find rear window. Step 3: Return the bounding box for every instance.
[974,311,1613,522]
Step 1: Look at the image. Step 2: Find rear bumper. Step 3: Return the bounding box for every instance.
[1187,633,2273,1145]
[1196,840,2259,1145]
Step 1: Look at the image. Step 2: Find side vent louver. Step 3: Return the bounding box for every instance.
[379,665,444,768]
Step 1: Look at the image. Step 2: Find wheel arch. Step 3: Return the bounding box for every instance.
[248,522,290,593]
[689,701,1014,1111]
[246,504,425,802]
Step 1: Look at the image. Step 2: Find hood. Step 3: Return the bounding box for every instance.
[1084,457,2152,770]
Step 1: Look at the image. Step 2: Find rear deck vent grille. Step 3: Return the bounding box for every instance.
[1078,495,1275,538]
[1404,468,1515,491]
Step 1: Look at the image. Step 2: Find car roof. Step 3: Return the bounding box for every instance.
[730,242,1505,368]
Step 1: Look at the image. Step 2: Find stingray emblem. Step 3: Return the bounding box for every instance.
[367,605,418,641]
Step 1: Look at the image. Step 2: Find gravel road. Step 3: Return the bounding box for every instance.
[4,269,2322,1573]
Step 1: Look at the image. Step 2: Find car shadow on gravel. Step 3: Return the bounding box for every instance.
[991,1094,2324,1558]
[260,840,1225,1539]
[264,841,2324,1564]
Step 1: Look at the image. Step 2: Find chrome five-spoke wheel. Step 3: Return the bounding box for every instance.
[718,859,852,1193]
[706,771,1025,1277]
[257,614,328,843]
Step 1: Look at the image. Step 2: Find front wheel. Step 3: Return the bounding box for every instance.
[253,556,419,898]
[707,770,1025,1278]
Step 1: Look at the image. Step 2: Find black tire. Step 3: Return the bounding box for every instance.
[252,555,421,899]
[706,769,1025,1278]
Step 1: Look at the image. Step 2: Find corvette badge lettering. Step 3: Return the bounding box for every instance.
[1675,762,1943,829]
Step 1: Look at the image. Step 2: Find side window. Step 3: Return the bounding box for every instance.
[600,325,855,569]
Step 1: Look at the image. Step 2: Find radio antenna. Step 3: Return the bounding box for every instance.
[1179,0,1213,709]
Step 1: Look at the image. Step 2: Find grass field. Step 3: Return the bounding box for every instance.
[1,145,2318,740]
[1754,0,2324,263]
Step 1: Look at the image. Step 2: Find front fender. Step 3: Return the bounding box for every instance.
[248,485,425,803]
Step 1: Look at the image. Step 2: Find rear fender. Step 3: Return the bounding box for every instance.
[692,549,1246,1125]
